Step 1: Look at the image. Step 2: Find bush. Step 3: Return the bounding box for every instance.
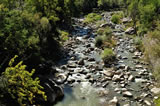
[111,14,120,24]
[2,55,47,105]
[59,30,69,42]
[97,28,105,35]
[104,27,112,36]
[95,36,103,47]
[154,97,160,106]
[101,48,115,63]
[133,36,143,51]
[84,13,102,24]
[96,27,116,48]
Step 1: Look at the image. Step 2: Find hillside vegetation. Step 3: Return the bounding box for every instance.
[0,0,160,105]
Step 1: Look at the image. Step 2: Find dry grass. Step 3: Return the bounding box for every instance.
[143,30,160,81]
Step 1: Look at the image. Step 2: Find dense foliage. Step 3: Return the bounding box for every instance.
[1,55,46,105]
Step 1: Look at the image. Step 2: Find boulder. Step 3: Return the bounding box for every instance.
[67,63,77,68]
[123,91,133,97]
[100,23,109,28]
[109,97,119,106]
[151,87,160,95]
[112,75,121,81]
[78,59,84,65]
[103,68,115,77]
[128,75,134,81]
[144,100,151,106]
[38,75,64,105]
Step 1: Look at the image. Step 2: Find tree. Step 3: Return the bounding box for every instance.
[139,4,155,33]
[128,0,139,35]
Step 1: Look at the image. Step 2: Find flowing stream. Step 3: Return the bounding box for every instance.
[55,12,155,106]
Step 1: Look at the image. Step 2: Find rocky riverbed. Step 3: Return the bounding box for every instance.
[54,11,158,106]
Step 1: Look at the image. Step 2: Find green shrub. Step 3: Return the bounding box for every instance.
[133,36,143,51]
[111,14,120,24]
[95,36,103,47]
[97,28,104,35]
[117,11,124,19]
[2,55,47,105]
[96,20,106,28]
[59,30,69,42]
[84,13,102,24]
[101,48,115,63]
[96,27,115,48]
[154,96,160,106]
[104,27,112,36]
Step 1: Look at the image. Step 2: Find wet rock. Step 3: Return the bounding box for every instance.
[119,39,124,42]
[89,47,94,51]
[98,88,109,97]
[125,27,135,35]
[70,56,76,60]
[123,104,130,106]
[83,35,90,39]
[38,75,64,104]
[122,56,128,59]
[117,54,122,59]
[109,97,119,106]
[132,56,138,59]
[95,64,103,70]
[120,83,126,87]
[134,51,142,56]
[119,64,126,69]
[135,78,146,83]
[102,82,109,87]
[114,88,121,92]
[123,91,133,97]
[86,43,91,47]
[135,65,143,69]
[60,65,67,69]
[103,68,115,77]
[88,57,95,61]
[144,100,151,106]
[129,48,135,53]
[55,73,68,84]
[67,76,76,83]
[112,75,121,81]
[100,23,109,28]
[128,75,134,81]
[85,74,91,79]
[124,74,129,79]
[118,60,124,64]
[140,93,149,98]
[78,59,84,65]
[124,66,130,71]
[67,63,77,68]
[121,88,128,92]
[151,87,160,95]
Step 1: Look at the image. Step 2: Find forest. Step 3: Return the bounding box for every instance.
[0,0,160,106]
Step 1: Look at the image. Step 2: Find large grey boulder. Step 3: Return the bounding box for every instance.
[38,75,64,105]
